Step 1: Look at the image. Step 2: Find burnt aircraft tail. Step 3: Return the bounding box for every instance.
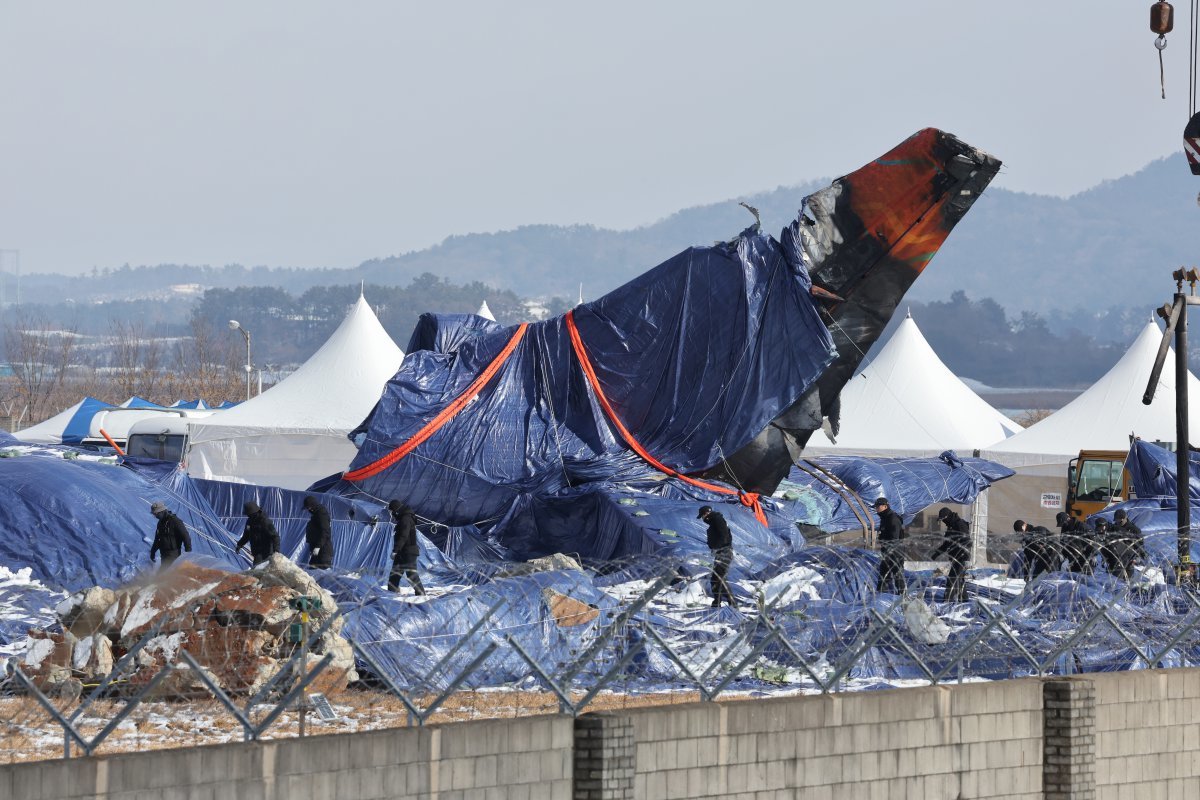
[703,128,1001,494]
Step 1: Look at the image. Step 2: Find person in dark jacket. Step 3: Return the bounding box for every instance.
[302,496,334,569]
[1015,520,1060,580]
[1057,511,1098,575]
[1096,518,1122,577]
[874,498,907,594]
[930,507,970,603]
[388,500,425,595]
[1107,509,1146,581]
[236,501,280,566]
[698,505,734,607]
[149,501,192,568]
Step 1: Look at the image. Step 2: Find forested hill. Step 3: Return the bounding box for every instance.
[8,154,1196,326]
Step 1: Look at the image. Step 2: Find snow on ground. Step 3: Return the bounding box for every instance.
[0,565,64,658]
[761,565,823,607]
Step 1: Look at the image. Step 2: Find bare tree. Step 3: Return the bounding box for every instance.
[107,319,165,402]
[1013,408,1053,427]
[2,311,82,425]
[164,318,243,405]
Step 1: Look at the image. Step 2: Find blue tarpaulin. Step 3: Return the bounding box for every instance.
[0,453,240,591]
[336,219,836,528]
[1123,438,1200,502]
[777,450,1014,533]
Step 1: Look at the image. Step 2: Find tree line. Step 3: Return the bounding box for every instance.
[0,274,569,427]
[0,283,1168,429]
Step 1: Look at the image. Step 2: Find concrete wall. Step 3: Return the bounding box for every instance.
[1093,669,1200,800]
[0,715,574,800]
[628,681,1044,800]
[7,669,1200,799]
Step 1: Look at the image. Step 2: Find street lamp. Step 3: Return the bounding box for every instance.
[228,320,252,401]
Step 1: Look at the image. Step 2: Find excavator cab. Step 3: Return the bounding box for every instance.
[1066,450,1131,520]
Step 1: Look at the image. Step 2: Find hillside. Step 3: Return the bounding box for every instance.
[2,156,1196,329]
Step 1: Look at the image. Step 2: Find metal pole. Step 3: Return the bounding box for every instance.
[1178,291,1192,573]
[298,608,308,737]
[243,330,251,401]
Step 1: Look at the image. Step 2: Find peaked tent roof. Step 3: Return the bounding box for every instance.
[14,397,114,444]
[984,320,1200,465]
[189,295,404,439]
[120,397,165,409]
[476,300,496,321]
[804,314,1022,456]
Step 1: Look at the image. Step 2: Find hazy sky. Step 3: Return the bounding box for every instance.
[0,2,1191,275]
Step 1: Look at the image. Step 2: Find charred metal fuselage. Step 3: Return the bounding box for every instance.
[701,128,1002,494]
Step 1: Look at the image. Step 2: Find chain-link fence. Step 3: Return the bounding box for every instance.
[3,527,1199,765]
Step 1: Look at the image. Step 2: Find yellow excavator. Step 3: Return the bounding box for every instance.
[1066,450,1133,521]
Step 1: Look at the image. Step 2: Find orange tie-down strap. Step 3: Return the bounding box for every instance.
[564,310,768,527]
[343,323,530,482]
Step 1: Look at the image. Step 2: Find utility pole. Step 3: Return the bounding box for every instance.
[1143,267,1200,584]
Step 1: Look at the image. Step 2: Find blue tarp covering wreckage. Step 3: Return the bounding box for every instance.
[779,451,1015,533]
[14,127,1174,693]
[333,218,837,528]
[1086,439,1200,563]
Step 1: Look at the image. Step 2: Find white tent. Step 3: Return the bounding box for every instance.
[804,314,1022,456]
[14,398,112,444]
[476,300,496,321]
[984,320,1200,466]
[187,295,404,490]
[981,320,1200,530]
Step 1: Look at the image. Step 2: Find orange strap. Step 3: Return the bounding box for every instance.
[344,323,530,482]
[564,310,767,526]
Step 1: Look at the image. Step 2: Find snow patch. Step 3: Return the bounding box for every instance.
[761,566,824,607]
[23,637,55,669]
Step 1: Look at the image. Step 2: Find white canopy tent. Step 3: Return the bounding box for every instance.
[187,295,404,490]
[804,313,1022,457]
[476,300,496,321]
[14,398,111,444]
[984,320,1200,465]
[981,320,1200,529]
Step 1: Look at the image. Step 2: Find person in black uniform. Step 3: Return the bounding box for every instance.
[1015,520,1060,580]
[1056,511,1097,575]
[1095,518,1122,577]
[149,501,192,568]
[1108,509,1146,581]
[930,507,970,603]
[698,505,734,608]
[236,501,280,566]
[302,495,334,569]
[874,497,907,594]
[388,500,425,595]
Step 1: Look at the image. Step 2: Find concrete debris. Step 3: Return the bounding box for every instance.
[17,560,358,697]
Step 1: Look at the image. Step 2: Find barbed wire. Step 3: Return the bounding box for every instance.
[2,535,1199,764]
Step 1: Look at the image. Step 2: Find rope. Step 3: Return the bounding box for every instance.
[344,323,529,482]
[564,309,768,526]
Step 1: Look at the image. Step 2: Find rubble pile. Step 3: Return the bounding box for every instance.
[18,555,357,699]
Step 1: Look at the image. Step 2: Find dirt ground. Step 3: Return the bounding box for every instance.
[0,684,722,764]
